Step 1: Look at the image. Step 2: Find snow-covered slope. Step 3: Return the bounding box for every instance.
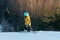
[0,31,60,40]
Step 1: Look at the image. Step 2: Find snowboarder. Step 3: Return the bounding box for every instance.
[24,11,32,32]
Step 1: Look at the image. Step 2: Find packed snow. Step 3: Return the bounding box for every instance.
[0,24,60,40]
[0,31,60,40]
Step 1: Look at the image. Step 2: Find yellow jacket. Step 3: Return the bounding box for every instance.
[24,16,31,26]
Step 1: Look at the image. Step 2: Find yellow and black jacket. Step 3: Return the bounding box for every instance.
[24,16,31,26]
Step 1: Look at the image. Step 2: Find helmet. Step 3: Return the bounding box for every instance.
[24,12,29,16]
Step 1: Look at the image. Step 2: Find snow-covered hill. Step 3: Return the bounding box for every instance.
[0,31,60,40]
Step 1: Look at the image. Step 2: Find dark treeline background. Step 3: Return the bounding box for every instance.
[0,0,60,32]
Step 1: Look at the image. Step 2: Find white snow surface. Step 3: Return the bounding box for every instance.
[0,24,60,40]
[0,31,60,40]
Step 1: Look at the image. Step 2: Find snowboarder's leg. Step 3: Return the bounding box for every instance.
[30,26,32,30]
[24,25,28,32]
[27,24,33,32]
[25,25,27,30]
[27,26,30,32]
[29,23,32,30]
[24,24,33,32]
